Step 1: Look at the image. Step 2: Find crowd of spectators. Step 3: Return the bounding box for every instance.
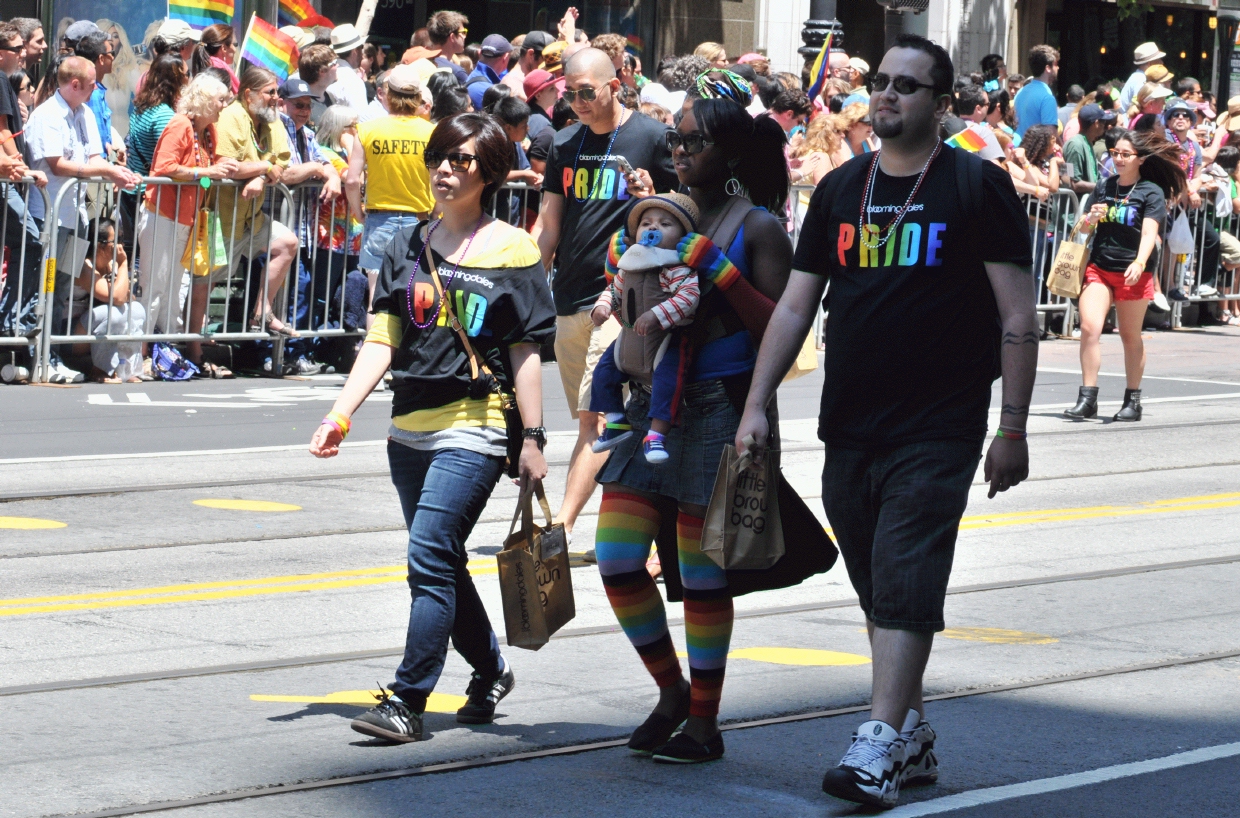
[3,12,1239,387]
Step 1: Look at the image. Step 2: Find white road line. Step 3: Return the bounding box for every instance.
[86,394,112,405]
[1037,367,1240,387]
[886,741,1240,816]
[126,393,150,403]
[989,392,1240,412]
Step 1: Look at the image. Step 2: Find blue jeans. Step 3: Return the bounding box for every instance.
[822,438,983,632]
[589,338,685,425]
[387,441,505,711]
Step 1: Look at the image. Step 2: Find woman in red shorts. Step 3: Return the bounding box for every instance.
[1064,129,1186,422]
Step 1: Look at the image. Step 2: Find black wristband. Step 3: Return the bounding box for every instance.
[522,426,547,450]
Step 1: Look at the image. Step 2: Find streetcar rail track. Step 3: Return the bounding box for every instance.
[43,645,1240,818]
[5,549,1238,698]
[5,456,1240,560]
[4,416,1240,504]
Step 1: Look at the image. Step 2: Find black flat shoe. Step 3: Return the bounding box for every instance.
[628,691,690,756]
[652,730,725,763]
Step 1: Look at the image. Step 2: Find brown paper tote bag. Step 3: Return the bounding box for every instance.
[701,441,786,570]
[496,481,574,650]
[1047,226,1089,299]
[781,330,819,383]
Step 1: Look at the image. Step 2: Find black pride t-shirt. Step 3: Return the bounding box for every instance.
[792,147,1032,449]
[542,111,678,315]
[0,75,29,164]
[371,222,557,417]
[1083,177,1166,273]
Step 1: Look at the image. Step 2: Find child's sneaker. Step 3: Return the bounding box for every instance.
[592,420,633,452]
[643,434,669,464]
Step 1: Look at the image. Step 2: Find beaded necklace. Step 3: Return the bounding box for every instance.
[405,216,485,329]
[571,109,627,202]
[858,139,942,250]
[1169,131,1196,180]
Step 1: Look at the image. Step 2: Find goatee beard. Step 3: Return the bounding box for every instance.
[873,117,903,139]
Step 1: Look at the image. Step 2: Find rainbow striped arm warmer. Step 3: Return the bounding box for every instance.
[604,228,629,283]
[677,234,741,290]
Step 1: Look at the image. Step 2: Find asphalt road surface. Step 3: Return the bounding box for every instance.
[2,327,1240,818]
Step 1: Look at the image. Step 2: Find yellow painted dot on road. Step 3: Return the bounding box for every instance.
[250,690,467,713]
[674,647,870,665]
[194,499,302,512]
[0,516,67,529]
[941,627,1058,645]
[730,647,871,666]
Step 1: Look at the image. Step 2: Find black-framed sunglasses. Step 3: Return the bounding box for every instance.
[665,131,714,155]
[1167,110,1192,119]
[0,44,23,53]
[562,86,600,104]
[424,150,477,172]
[871,73,937,96]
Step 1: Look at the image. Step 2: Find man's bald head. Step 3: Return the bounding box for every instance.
[565,46,615,83]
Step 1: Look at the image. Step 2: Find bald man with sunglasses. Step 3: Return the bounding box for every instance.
[531,47,677,545]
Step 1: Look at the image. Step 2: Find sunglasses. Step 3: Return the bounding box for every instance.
[0,44,22,53]
[454,28,468,37]
[665,131,714,155]
[871,73,937,95]
[859,117,872,125]
[1168,111,1192,119]
[424,150,477,172]
[562,86,601,103]
[1108,149,1138,159]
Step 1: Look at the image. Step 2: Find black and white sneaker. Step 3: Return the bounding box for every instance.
[456,656,515,724]
[899,709,939,787]
[350,688,423,742]
[821,719,906,808]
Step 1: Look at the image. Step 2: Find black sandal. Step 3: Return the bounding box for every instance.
[651,730,725,764]
[627,687,691,756]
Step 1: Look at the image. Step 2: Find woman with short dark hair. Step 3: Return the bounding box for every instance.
[592,82,793,763]
[312,114,555,744]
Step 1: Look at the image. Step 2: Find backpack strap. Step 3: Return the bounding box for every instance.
[953,145,986,228]
[702,195,753,258]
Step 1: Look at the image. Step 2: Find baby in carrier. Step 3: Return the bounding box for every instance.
[589,193,700,464]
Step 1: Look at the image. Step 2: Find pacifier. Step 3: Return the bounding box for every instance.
[638,228,663,247]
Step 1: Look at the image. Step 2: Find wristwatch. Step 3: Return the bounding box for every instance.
[522,426,547,451]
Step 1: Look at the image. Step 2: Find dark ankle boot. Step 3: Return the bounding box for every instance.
[1113,388,1142,422]
[1063,386,1099,419]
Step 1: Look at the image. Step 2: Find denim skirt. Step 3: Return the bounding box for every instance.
[359,211,422,270]
[596,378,740,506]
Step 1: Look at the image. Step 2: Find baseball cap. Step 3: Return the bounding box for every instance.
[480,34,512,58]
[523,69,558,100]
[387,63,422,94]
[848,57,870,75]
[1077,103,1116,126]
[279,25,314,51]
[279,77,315,99]
[156,19,202,44]
[64,20,102,45]
[522,31,555,55]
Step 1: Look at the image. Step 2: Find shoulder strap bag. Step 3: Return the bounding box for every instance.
[424,239,525,479]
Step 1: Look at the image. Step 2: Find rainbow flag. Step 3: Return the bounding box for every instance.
[237,14,298,81]
[806,32,833,101]
[167,0,234,31]
[278,0,315,28]
[946,128,987,152]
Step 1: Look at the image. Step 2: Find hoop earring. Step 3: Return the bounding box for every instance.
[725,175,744,196]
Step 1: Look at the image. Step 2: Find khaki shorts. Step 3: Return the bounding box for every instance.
[554,310,622,418]
[1220,231,1240,267]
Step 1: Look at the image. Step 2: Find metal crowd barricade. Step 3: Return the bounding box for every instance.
[1,177,53,381]
[1019,188,1080,335]
[1159,184,1240,328]
[35,174,363,380]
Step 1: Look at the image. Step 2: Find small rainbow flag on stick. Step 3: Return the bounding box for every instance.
[168,0,234,31]
[237,14,298,82]
[946,127,988,152]
[278,0,316,28]
[806,32,833,101]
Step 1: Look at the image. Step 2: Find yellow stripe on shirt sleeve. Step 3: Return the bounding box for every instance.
[366,313,402,347]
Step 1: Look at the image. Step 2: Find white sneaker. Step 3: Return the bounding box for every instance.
[52,362,84,384]
[1152,292,1171,312]
[1198,284,1218,297]
[821,719,906,808]
[898,709,939,786]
